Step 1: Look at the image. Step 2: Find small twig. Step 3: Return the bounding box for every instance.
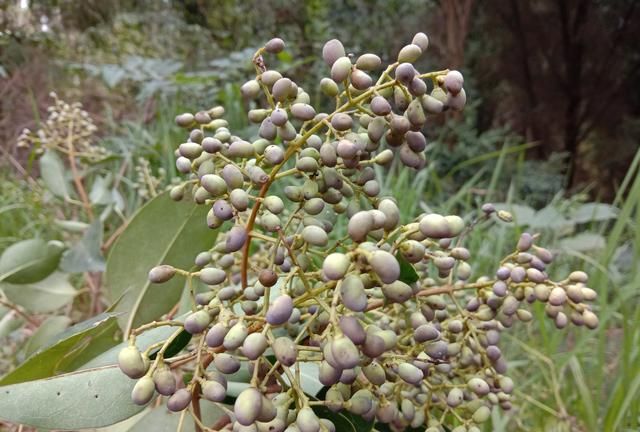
[66,120,94,220]
[0,299,38,326]
[85,273,102,314]
[210,415,231,431]
[102,219,129,252]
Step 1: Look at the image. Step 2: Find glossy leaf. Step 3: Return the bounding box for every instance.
[0,271,76,313]
[20,315,72,359]
[104,191,213,336]
[148,329,191,360]
[0,312,120,385]
[0,238,64,284]
[396,252,419,284]
[0,365,144,429]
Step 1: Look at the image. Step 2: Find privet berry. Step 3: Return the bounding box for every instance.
[126,32,600,430]
[118,346,148,379]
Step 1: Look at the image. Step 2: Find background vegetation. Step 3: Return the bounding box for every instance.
[0,1,638,431]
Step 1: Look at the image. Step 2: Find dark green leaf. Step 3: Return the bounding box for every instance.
[0,312,120,385]
[104,191,214,336]
[0,238,64,284]
[148,329,191,360]
[396,252,419,284]
[20,315,72,359]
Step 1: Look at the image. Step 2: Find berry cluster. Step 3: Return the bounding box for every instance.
[118,34,598,431]
[17,92,106,160]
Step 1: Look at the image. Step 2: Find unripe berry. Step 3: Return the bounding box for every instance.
[296,407,320,432]
[118,346,148,379]
[398,362,424,385]
[330,337,360,369]
[468,377,490,396]
[322,253,350,280]
[331,57,352,83]
[447,88,467,111]
[214,353,241,374]
[199,267,226,285]
[322,39,346,66]
[167,388,192,412]
[131,376,155,405]
[395,63,416,84]
[264,144,285,165]
[444,70,464,95]
[184,309,211,334]
[241,80,261,99]
[356,53,381,70]
[148,265,176,284]
[397,44,422,63]
[291,103,316,121]
[351,69,372,90]
[265,37,285,53]
[419,213,450,238]
[273,336,297,366]
[369,250,400,284]
[205,323,228,348]
[412,32,429,51]
[447,388,464,407]
[266,295,294,325]
[242,332,269,360]
[175,113,194,128]
[202,380,226,402]
[339,316,366,344]
[223,321,248,350]
[153,366,176,396]
[320,77,339,97]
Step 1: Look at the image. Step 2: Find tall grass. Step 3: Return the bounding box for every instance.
[380,142,640,431]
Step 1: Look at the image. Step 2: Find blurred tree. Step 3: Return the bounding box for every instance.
[470,0,640,191]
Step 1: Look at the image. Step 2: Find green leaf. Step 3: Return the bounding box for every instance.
[0,365,144,429]
[1,271,76,313]
[104,191,214,336]
[531,206,573,233]
[95,400,228,432]
[560,232,607,253]
[0,238,65,284]
[90,174,114,206]
[148,329,191,360]
[571,202,619,224]
[0,312,120,385]
[39,149,70,198]
[396,252,419,284]
[60,218,106,273]
[20,315,72,359]
[54,219,91,232]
